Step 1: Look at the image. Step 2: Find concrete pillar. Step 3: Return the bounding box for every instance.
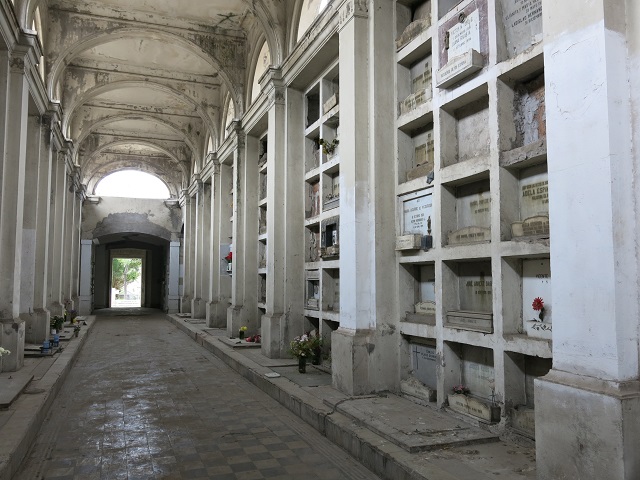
[260,70,288,357]
[70,187,82,308]
[19,116,42,342]
[535,1,640,478]
[47,152,67,315]
[331,0,399,395]
[30,115,54,342]
[191,181,209,318]
[227,129,258,336]
[0,50,29,371]
[207,160,232,327]
[78,240,93,315]
[167,241,180,313]
[180,194,194,313]
[61,182,75,308]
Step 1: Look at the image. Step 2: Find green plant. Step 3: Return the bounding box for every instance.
[319,138,339,156]
[50,315,65,331]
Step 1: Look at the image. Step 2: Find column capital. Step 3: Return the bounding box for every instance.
[339,0,370,30]
[8,51,25,73]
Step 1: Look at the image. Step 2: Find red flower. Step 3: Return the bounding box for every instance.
[224,251,233,262]
[532,297,544,311]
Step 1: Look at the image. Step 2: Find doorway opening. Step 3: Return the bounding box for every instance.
[111,256,144,308]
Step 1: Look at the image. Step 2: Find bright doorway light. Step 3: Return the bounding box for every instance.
[96,170,170,199]
[111,257,142,308]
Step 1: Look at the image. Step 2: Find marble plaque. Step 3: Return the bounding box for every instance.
[448,394,500,422]
[501,0,543,58]
[448,226,490,245]
[411,344,437,389]
[458,262,492,313]
[402,194,433,236]
[448,10,480,59]
[322,93,339,114]
[512,215,549,237]
[520,171,549,219]
[415,301,436,315]
[396,17,431,51]
[511,406,536,435]
[396,234,422,250]
[445,310,493,333]
[437,49,483,89]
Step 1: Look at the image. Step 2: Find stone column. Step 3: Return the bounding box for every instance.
[191,181,208,318]
[61,180,75,308]
[180,194,194,313]
[260,70,288,357]
[70,186,82,308]
[228,128,258,336]
[167,241,180,313]
[535,1,640,479]
[331,0,398,395]
[20,115,44,342]
[30,115,54,342]
[0,51,29,371]
[207,160,231,327]
[78,240,93,315]
[48,152,67,315]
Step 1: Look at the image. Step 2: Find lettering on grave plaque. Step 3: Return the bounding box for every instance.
[520,179,548,217]
[448,226,490,245]
[448,10,481,59]
[407,131,435,182]
[512,215,549,238]
[396,15,431,51]
[501,0,543,58]
[411,344,437,390]
[402,194,432,236]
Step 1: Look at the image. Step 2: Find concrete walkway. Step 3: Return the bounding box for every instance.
[2,310,537,480]
[12,311,381,480]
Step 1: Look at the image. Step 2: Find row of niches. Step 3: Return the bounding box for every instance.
[397,70,545,185]
[395,0,542,94]
[305,170,340,219]
[396,166,549,251]
[404,339,551,435]
[400,257,552,340]
[304,268,340,312]
[305,126,340,174]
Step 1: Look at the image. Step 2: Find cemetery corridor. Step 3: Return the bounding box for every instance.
[13,311,379,480]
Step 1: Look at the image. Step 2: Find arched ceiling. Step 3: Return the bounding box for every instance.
[43,0,288,196]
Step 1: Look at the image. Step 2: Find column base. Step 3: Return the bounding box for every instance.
[166,295,180,314]
[535,370,640,480]
[48,301,64,316]
[78,295,92,315]
[227,305,250,338]
[331,327,399,396]
[21,308,50,344]
[1,318,25,372]
[206,301,227,328]
[260,313,287,358]
[191,298,206,319]
[179,296,191,314]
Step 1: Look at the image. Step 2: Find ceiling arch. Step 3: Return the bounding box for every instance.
[48,27,243,115]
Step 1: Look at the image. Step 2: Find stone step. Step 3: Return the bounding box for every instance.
[0,369,34,408]
[325,393,499,453]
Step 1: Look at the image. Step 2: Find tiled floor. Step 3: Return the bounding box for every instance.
[14,312,379,480]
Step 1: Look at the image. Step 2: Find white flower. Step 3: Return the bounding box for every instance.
[0,347,10,357]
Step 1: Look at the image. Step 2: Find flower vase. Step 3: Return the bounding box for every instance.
[298,356,307,374]
[239,330,245,340]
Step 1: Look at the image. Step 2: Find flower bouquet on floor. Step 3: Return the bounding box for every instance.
[289,334,313,373]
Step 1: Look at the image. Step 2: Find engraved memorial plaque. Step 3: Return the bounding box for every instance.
[501,0,543,58]
[402,193,433,236]
[411,344,437,390]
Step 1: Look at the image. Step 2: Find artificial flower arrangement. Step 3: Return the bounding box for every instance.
[0,347,11,357]
[224,251,233,263]
[289,333,313,359]
[532,296,545,321]
[452,384,470,395]
[50,315,65,332]
[238,325,247,339]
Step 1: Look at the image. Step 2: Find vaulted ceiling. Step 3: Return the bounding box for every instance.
[41,0,292,197]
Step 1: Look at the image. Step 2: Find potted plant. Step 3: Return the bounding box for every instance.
[289,334,313,373]
[50,315,65,334]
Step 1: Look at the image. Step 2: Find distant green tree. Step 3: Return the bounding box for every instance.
[112,258,142,297]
